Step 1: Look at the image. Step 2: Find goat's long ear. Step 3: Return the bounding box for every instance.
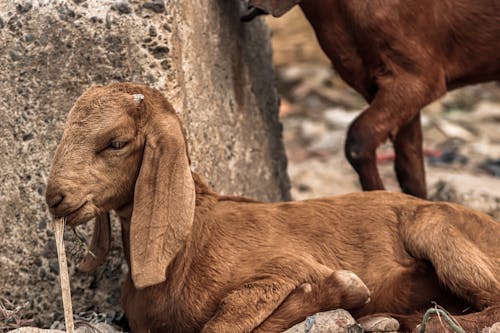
[78,212,111,273]
[130,113,195,289]
[249,0,300,17]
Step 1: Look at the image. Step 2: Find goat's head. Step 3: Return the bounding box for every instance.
[45,82,196,289]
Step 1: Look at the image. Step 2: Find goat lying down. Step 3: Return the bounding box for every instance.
[46,83,499,333]
[243,0,500,199]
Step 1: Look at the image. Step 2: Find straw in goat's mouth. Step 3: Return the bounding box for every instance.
[53,217,75,333]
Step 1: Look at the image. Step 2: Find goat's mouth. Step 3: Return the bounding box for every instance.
[64,202,92,226]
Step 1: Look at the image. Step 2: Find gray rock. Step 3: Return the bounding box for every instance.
[282,309,357,333]
[358,316,400,332]
[0,0,289,328]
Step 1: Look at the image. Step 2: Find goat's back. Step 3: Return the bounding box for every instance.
[300,0,500,92]
[212,191,498,284]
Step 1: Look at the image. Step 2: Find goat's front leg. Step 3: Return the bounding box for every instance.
[202,270,370,333]
[254,270,370,333]
[201,258,364,333]
[200,276,297,333]
[345,73,445,197]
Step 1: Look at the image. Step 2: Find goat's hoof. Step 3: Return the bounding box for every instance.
[334,270,371,308]
[335,270,370,294]
[358,316,400,332]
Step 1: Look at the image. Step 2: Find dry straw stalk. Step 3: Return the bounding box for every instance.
[53,218,75,333]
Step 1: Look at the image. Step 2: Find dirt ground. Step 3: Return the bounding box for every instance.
[266,8,500,219]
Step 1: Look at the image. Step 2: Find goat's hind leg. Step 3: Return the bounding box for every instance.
[402,206,500,309]
[345,72,445,197]
[393,113,426,198]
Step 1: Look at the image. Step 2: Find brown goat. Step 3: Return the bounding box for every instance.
[244,0,500,198]
[45,83,500,333]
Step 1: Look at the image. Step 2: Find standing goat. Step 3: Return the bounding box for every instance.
[46,83,499,333]
[243,0,500,198]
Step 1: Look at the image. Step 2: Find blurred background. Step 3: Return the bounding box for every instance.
[266,7,500,218]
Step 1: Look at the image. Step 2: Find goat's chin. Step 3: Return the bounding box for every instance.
[65,205,95,227]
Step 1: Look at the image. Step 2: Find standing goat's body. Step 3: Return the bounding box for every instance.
[246,0,500,198]
[46,83,499,333]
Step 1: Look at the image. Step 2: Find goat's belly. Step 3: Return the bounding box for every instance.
[354,261,463,316]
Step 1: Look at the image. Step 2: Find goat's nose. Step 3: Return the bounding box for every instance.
[47,192,65,209]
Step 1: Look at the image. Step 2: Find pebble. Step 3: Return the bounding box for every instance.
[15,1,32,13]
[151,45,169,59]
[9,50,23,62]
[24,33,35,42]
[57,6,76,21]
[33,257,42,267]
[115,2,131,14]
[142,0,165,13]
[148,25,157,37]
[42,239,57,258]
[48,258,59,274]
[22,133,34,141]
[38,217,47,230]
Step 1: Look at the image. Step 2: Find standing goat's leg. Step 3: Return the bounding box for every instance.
[345,74,445,195]
[255,270,370,333]
[393,113,426,198]
[345,109,386,191]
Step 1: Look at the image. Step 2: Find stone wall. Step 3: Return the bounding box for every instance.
[0,0,289,328]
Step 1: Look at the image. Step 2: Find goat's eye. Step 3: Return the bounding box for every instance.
[109,141,127,150]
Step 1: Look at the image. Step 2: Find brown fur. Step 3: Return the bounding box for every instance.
[46,83,500,333]
[246,0,500,198]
